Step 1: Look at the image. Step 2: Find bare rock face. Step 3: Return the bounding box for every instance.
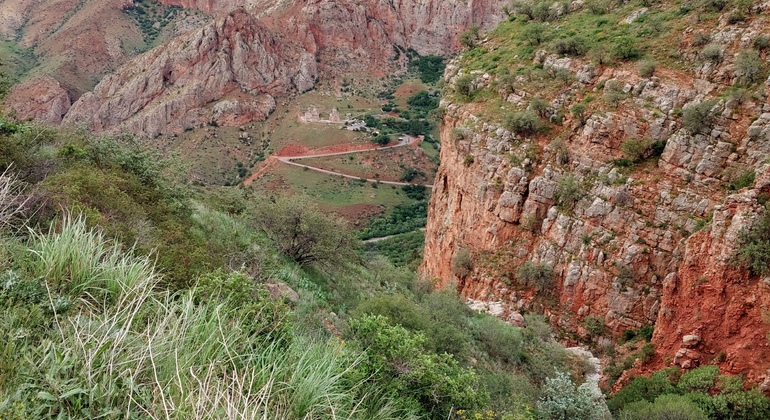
[275,0,508,75]
[6,76,71,125]
[64,9,317,136]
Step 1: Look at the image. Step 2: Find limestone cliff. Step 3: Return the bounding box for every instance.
[422,2,770,384]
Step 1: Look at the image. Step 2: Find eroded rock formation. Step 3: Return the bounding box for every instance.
[422,11,770,383]
[64,8,317,136]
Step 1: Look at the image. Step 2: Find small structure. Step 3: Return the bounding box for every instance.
[299,105,346,124]
[329,107,340,123]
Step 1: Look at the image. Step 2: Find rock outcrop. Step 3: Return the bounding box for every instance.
[6,76,71,125]
[64,8,317,136]
[422,9,770,382]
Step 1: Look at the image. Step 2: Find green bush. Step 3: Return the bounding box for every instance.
[682,99,718,134]
[413,55,445,84]
[699,44,723,63]
[638,60,656,77]
[734,49,766,85]
[505,110,544,136]
[452,248,473,277]
[729,169,755,191]
[732,209,770,277]
[529,97,550,118]
[516,261,554,293]
[554,36,588,56]
[455,74,475,98]
[618,394,707,420]
[524,23,547,45]
[612,37,641,61]
[753,35,770,51]
[459,25,481,49]
[407,90,440,110]
[555,174,582,211]
[537,372,608,420]
[349,315,487,418]
[253,194,356,266]
[570,103,588,125]
[620,137,653,163]
[678,366,719,393]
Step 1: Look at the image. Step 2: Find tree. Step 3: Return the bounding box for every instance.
[253,194,356,266]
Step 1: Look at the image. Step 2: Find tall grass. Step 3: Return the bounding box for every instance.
[29,213,155,301]
[1,215,411,419]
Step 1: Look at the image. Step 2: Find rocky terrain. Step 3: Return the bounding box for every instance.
[422,1,770,384]
[3,0,507,135]
[1,0,207,123]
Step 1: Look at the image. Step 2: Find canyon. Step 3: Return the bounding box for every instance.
[3,0,770,394]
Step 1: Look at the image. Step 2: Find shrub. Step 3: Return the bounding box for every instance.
[475,316,524,364]
[537,372,608,420]
[529,97,550,118]
[464,154,475,167]
[734,49,766,85]
[516,261,554,293]
[407,90,439,110]
[612,37,641,61]
[753,35,770,51]
[691,33,711,47]
[678,366,719,393]
[349,314,486,418]
[373,133,391,145]
[554,36,588,56]
[732,209,770,277]
[505,110,544,136]
[620,137,652,162]
[607,369,678,414]
[729,169,755,191]
[459,25,481,49]
[452,248,473,277]
[524,23,547,45]
[682,99,718,134]
[413,55,445,84]
[455,74,475,98]
[619,394,708,420]
[585,0,610,14]
[555,174,582,211]
[584,316,605,337]
[570,103,588,125]
[699,44,723,63]
[638,60,656,77]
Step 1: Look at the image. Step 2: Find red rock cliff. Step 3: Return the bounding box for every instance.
[422,9,770,383]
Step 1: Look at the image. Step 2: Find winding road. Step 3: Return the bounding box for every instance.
[244,135,435,188]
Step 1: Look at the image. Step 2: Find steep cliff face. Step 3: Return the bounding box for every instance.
[423,2,770,382]
[274,0,508,75]
[64,8,317,136]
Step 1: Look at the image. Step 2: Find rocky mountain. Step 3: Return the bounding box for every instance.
[3,0,508,135]
[64,8,317,136]
[0,0,208,124]
[422,1,770,385]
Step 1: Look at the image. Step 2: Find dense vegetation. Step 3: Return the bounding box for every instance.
[608,366,770,419]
